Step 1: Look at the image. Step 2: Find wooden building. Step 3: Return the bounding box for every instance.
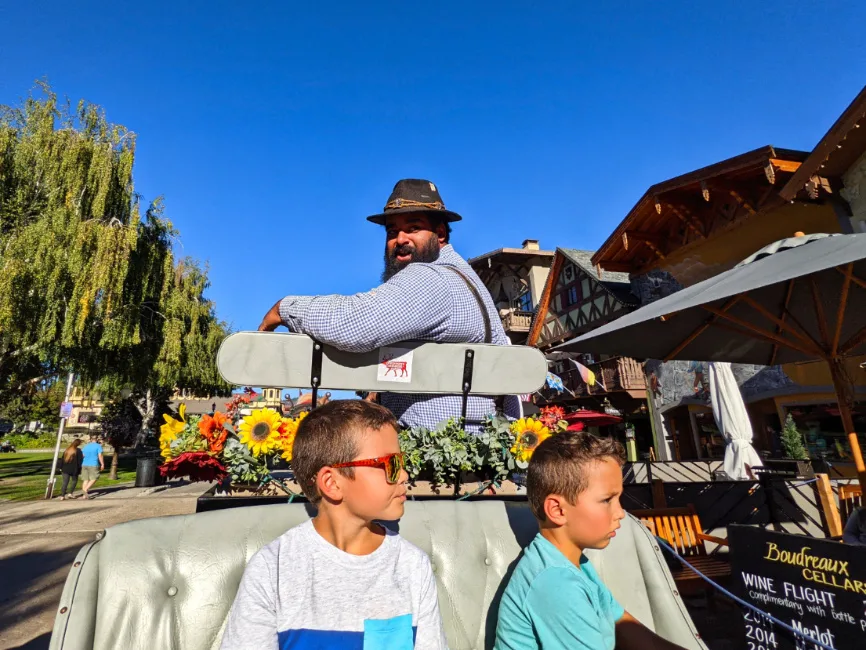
[468,239,554,344]
[780,85,866,232]
[590,143,865,462]
[526,248,652,452]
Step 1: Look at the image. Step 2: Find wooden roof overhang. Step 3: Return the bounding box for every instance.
[468,247,555,267]
[591,146,809,275]
[780,85,866,201]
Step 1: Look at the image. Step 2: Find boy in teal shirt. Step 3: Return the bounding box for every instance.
[494,432,686,650]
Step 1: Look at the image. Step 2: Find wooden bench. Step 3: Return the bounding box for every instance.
[631,505,730,596]
[839,484,863,527]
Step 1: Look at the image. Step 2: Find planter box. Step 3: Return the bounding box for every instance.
[196,478,528,513]
[406,479,525,498]
[197,482,308,513]
[759,459,815,478]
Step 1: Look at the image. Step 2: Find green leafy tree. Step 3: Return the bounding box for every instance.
[93,255,231,446]
[0,378,65,429]
[0,84,230,442]
[781,413,809,460]
[0,83,141,393]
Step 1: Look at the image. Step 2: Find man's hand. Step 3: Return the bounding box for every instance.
[258,300,283,332]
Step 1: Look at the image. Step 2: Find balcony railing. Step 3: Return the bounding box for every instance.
[502,310,534,333]
[542,356,646,400]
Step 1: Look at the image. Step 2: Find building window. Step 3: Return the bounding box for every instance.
[516,291,533,312]
[566,286,578,306]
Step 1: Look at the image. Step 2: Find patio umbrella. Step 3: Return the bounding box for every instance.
[564,410,624,427]
[709,362,763,480]
[554,233,866,490]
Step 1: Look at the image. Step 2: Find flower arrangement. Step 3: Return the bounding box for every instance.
[157,391,308,492]
[157,391,567,495]
[398,413,567,487]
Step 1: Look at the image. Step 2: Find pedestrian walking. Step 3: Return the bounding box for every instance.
[80,434,105,499]
[58,438,83,499]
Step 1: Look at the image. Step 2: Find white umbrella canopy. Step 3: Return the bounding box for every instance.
[709,362,764,480]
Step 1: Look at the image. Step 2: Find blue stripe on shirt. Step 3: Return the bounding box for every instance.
[277,625,418,650]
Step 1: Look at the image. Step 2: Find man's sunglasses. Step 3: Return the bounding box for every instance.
[330,452,406,484]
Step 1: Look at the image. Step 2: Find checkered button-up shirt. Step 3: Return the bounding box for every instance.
[278,245,520,430]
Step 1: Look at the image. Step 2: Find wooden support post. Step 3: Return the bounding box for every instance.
[815,473,843,538]
[828,357,866,493]
[831,263,853,355]
[651,478,667,508]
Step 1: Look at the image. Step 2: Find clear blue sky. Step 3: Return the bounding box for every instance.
[2,1,865,333]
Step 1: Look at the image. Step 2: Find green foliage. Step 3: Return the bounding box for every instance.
[471,415,519,478]
[399,418,473,485]
[222,437,270,486]
[399,416,518,486]
[0,83,140,364]
[0,379,65,427]
[3,431,58,449]
[781,413,809,460]
[0,82,230,414]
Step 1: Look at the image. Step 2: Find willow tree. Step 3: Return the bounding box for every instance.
[0,83,140,393]
[0,84,229,450]
[94,250,231,453]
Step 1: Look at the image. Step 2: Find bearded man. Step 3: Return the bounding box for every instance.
[259,179,519,430]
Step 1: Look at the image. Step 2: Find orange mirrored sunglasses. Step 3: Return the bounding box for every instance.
[330,452,406,484]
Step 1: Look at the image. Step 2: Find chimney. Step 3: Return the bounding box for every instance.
[522,239,540,251]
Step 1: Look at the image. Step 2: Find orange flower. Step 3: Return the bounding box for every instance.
[277,411,308,462]
[199,411,229,453]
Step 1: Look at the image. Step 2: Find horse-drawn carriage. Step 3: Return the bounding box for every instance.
[49,333,707,649]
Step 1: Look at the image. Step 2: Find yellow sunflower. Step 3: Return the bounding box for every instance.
[159,403,186,460]
[239,408,282,457]
[277,411,308,462]
[510,417,551,463]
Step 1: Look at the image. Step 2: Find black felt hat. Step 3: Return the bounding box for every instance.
[366,179,463,225]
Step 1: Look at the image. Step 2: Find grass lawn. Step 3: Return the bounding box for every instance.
[0,452,137,501]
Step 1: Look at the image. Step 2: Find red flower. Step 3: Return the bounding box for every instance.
[199,412,229,453]
[159,452,228,483]
[539,406,566,429]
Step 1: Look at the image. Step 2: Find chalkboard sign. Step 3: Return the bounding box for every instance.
[730,524,866,650]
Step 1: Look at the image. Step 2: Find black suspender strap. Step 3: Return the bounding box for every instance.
[443,265,500,431]
[444,266,492,344]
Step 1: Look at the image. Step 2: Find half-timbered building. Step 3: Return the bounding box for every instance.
[526,249,652,451]
[468,239,554,344]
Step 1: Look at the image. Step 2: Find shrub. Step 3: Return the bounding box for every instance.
[3,431,59,449]
[780,414,809,460]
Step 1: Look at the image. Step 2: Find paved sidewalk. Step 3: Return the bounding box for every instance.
[0,480,212,649]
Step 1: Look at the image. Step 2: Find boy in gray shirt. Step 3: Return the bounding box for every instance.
[221,400,448,650]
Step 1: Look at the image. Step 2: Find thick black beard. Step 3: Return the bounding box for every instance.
[381,235,441,282]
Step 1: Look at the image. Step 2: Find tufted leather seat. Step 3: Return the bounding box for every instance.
[49,501,707,649]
